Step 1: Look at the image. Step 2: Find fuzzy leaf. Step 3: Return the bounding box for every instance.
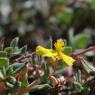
[0,51,7,57]
[12,45,27,55]
[4,47,13,53]
[31,84,51,92]
[13,62,28,74]
[6,66,13,76]
[73,33,90,49]
[81,58,95,73]
[10,37,19,49]
[0,57,9,68]
[4,47,13,57]
[20,45,27,54]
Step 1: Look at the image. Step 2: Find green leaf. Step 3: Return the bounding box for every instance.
[2,66,6,76]
[81,58,95,74]
[0,51,7,57]
[82,85,90,95]
[21,81,28,88]
[56,61,67,75]
[31,84,50,92]
[12,45,27,56]
[93,52,95,66]
[68,28,74,46]
[6,66,13,76]
[6,76,16,85]
[63,47,72,55]
[56,10,73,23]
[6,82,14,88]
[75,81,84,92]
[4,47,13,54]
[56,0,68,5]
[6,80,21,95]
[20,45,27,54]
[77,70,82,83]
[73,33,90,49]
[40,63,49,82]
[91,0,95,10]
[4,47,13,57]
[10,37,19,49]
[12,63,24,70]
[47,36,53,49]
[0,57,9,68]
[13,62,28,74]
[0,71,4,79]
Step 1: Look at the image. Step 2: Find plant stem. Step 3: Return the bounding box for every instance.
[16,80,39,95]
[71,46,95,57]
[15,52,35,62]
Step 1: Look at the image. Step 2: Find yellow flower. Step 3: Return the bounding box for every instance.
[36,40,75,66]
[54,39,64,52]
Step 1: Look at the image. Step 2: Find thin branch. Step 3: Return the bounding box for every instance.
[72,46,95,56]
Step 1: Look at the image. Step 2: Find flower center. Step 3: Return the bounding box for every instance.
[54,40,64,52]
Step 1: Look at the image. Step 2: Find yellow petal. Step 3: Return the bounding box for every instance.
[59,52,75,66]
[36,46,57,59]
[36,46,51,55]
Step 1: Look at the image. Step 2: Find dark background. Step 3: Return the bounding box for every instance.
[0,0,95,50]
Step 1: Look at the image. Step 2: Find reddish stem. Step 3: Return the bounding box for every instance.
[16,67,27,79]
[15,52,35,62]
[72,46,95,57]
[36,55,40,64]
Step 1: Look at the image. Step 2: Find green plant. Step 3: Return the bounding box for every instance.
[0,37,95,95]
